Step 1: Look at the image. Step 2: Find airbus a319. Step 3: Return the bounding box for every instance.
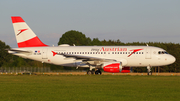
[8,16,176,75]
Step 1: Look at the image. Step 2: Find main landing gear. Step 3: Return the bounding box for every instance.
[87,70,102,75]
[87,70,94,75]
[87,65,102,75]
[95,69,102,75]
[147,66,152,75]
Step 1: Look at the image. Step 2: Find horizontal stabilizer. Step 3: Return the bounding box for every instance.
[7,49,32,54]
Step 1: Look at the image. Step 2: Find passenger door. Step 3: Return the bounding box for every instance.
[145,48,151,59]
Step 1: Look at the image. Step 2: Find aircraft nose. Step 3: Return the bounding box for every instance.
[169,55,176,64]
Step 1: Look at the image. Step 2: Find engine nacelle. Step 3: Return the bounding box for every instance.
[103,62,121,73]
[103,62,131,73]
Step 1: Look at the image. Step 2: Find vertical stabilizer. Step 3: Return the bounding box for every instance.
[11,16,48,48]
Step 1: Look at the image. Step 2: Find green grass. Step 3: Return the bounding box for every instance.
[0,75,180,101]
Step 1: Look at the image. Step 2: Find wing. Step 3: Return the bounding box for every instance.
[60,53,117,65]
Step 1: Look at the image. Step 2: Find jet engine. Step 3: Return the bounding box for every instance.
[102,62,130,73]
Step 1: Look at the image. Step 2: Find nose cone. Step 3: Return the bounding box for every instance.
[169,55,176,64]
[156,54,176,66]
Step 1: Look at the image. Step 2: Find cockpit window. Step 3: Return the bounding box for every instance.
[158,51,168,54]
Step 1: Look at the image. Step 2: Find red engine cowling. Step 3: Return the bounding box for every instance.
[103,63,131,73]
[103,63,120,73]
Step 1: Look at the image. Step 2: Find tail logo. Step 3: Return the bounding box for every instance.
[52,51,58,56]
[17,29,28,36]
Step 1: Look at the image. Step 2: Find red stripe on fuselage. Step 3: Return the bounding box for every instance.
[128,49,143,57]
[11,16,25,23]
[17,36,48,48]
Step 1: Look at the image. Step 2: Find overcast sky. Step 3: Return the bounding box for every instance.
[0,0,180,48]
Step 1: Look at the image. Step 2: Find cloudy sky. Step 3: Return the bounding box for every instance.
[0,0,180,48]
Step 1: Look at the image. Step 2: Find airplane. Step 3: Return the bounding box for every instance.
[8,16,176,75]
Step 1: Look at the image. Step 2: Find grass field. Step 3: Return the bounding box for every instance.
[0,75,180,101]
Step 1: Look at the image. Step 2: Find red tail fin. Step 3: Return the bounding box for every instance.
[11,16,48,48]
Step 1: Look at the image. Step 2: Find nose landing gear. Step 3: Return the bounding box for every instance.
[147,66,152,75]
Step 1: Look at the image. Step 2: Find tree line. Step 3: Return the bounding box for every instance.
[0,30,179,72]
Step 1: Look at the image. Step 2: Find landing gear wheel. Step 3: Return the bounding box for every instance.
[87,70,94,75]
[147,71,152,75]
[95,70,102,75]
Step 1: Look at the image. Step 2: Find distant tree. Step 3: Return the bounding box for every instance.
[0,40,11,67]
[91,38,102,46]
[58,30,91,46]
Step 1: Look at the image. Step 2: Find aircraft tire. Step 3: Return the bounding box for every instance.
[87,70,94,75]
[95,70,102,75]
[147,72,152,75]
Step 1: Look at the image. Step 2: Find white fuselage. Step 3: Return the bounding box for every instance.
[10,46,176,68]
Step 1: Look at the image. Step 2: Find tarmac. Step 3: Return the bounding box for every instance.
[1,72,180,76]
[37,72,180,76]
